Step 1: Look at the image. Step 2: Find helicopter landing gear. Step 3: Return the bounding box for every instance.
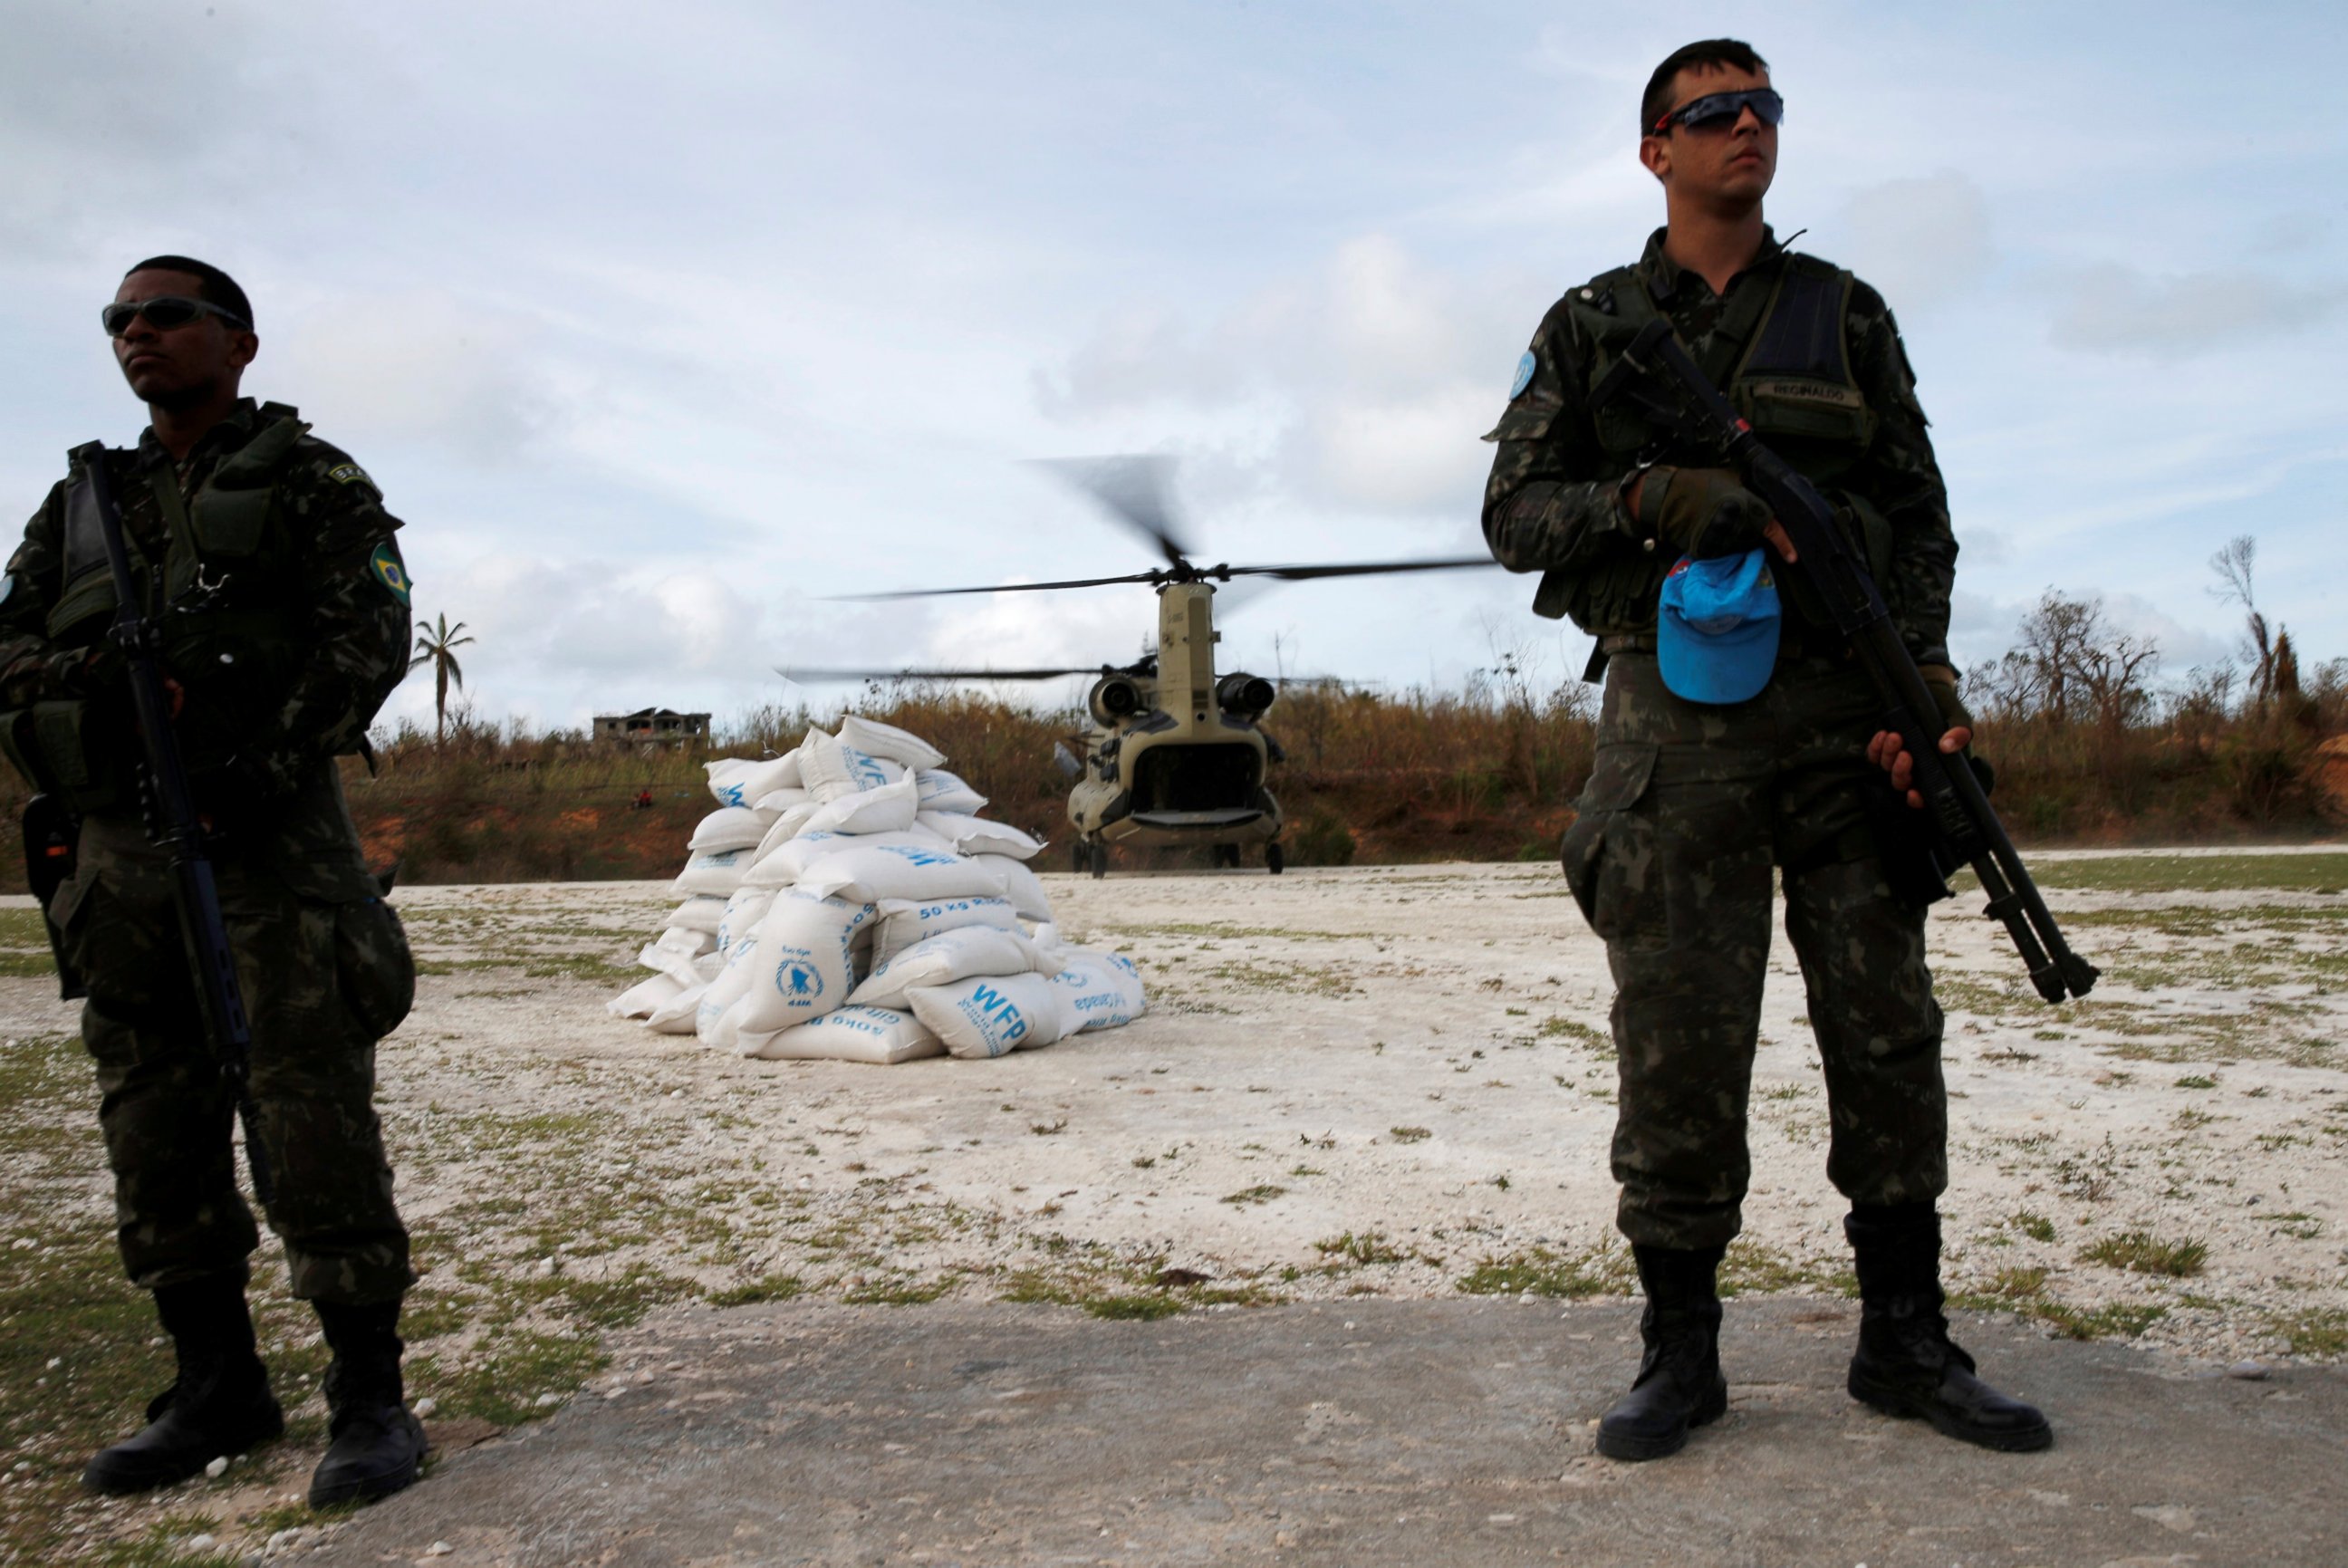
[1071,840,1088,874]
[1212,843,1241,870]
[1265,842,1285,875]
[1089,841,1109,880]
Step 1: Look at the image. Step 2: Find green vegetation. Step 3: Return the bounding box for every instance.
[1387,1126,1431,1143]
[1219,1185,1285,1207]
[1458,1244,1634,1299]
[2080,1231,2209,1277]
[2009,1210,2057,1243]
[1314,1231,1406,1266]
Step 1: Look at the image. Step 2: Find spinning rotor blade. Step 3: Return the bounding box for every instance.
[778,664,1120,683]
[1034,455,1195,567]
[823,569,1166,601]
[1227,555,1500,582]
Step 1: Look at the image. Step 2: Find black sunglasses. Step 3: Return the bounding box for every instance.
[1650,87,1784,137]
[101,296,250,338]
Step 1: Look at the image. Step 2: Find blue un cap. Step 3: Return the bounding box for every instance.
[1657,548,1781,704]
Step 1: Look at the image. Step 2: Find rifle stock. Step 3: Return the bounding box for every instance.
[1593,321,2097,1004]
[72,442,274,1204]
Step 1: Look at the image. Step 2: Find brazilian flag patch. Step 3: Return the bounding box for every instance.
[370,543,412,606]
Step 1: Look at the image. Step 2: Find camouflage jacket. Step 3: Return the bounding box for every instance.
[0,399,412,848]
[1480,226,1957,668]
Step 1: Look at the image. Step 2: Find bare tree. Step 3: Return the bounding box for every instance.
[1992,590,2160,729]
[2208,534,2276,708]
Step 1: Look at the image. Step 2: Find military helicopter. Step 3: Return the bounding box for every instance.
[783,457,1496,877]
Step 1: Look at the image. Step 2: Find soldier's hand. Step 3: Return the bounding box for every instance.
[1868,723,1972,809]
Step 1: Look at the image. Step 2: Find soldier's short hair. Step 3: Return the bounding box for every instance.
[123,255,254,331]
[1641,39,1769,134]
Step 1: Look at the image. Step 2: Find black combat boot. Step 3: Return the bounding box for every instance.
[83,1276,284,1494]
[1595,1243,1728,1461]
[309,1298,428,1507]
[1844,1203,2053,1452]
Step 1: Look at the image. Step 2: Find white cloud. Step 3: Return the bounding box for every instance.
[1835,170,1994,312]
[2049,264,2335,357]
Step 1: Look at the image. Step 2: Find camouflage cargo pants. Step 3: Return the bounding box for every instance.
[1561,652,1946,1251]
[52,814,414,1303]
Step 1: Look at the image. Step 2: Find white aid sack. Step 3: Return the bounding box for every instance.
[697,938,764,1045]
[716,888,776,956]
[848,926,1061,1011]
[745,828,948,890]
[688,806,773,852]
[913,769,987,814]
[801,842,1010,904]
[907,973,1065,1059]
[752,786,811,814]
[645,981,706,1035]
[1047,948,1148,1034]
[666,896,727,935]
[750,801,823,863]
[706,753,801,808]
[918,812,1044,861]
[736,891,878,1033]
[690,949,728,983]
[670,846,755,899]
[976,853,1053,921]
[638,932,710,988]
[836,713,948,772]
[871,895,1023,967]
[608,973,683,1020]
[804,774,920,836]
[737,1005,945,1065]
[798,730,909,803]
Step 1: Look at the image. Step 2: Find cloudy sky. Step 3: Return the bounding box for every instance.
[4,1,2341,732]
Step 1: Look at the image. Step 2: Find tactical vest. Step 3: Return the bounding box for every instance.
[5,404,316,812]
[1508,254,1891,638]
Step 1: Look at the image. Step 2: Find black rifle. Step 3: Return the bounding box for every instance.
[72,441,274,1203]
[1591,320,2098,1004]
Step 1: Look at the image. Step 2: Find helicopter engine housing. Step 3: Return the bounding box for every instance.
[1088,674,1145,726]
[1215,672,1275,717]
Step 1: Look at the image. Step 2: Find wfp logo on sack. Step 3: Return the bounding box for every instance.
[774,948,824,1007]
[717,784,748,807]
[957,981,1029,1053]
[843,746,889,789]
[880,844,957,868]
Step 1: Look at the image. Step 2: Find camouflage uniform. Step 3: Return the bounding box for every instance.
[1484,229,1955,1251]
[0,398,417,1303]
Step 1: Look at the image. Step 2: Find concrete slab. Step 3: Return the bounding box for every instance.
[310,1298,2344,1567]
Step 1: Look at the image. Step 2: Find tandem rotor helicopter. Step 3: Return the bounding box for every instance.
[783,457,1498,878]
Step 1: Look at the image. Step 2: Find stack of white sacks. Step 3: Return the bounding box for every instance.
[606,715,1145,1064]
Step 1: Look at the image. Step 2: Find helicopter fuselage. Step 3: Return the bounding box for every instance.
[1067,581,1281,854]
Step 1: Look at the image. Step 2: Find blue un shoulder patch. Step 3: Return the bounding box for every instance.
[1509,351,1536,399]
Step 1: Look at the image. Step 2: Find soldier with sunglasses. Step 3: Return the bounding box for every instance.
[1481,42,2049,1460]
[0,257,428,1505]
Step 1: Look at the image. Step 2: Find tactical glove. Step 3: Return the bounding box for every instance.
[1640,466,1774,560]
[1918,665,1973,737]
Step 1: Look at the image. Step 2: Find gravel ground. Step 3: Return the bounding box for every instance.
[4,850,2343,1561]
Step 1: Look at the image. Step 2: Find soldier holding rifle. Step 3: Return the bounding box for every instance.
[1482,41,2064,1460]
[0,256,427,1505]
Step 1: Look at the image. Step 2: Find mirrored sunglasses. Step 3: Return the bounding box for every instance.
[101,296,250,337]
[1651,87,1784,136]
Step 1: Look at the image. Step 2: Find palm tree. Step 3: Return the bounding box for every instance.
[409,613,476,746]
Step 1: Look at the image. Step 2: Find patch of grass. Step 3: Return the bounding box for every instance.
[1457,1243,1633,1299]
[2010,1210,2057,1243]
[1998,851,2348,895]
[2034,1300,2169,1341]
[2173,1074,2218,1090]
[1387,1126,1431,1144]
[707,1274,804,1308]
[2273,1308,2348,1358]
[2080,1230,2208,1277]
[1220,1185,1285,1207]
[1536,1016,1611,1053]
[841,1275,951,1306]
[1314,1231,1406,1265]
[1718,1241,1825,1297]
